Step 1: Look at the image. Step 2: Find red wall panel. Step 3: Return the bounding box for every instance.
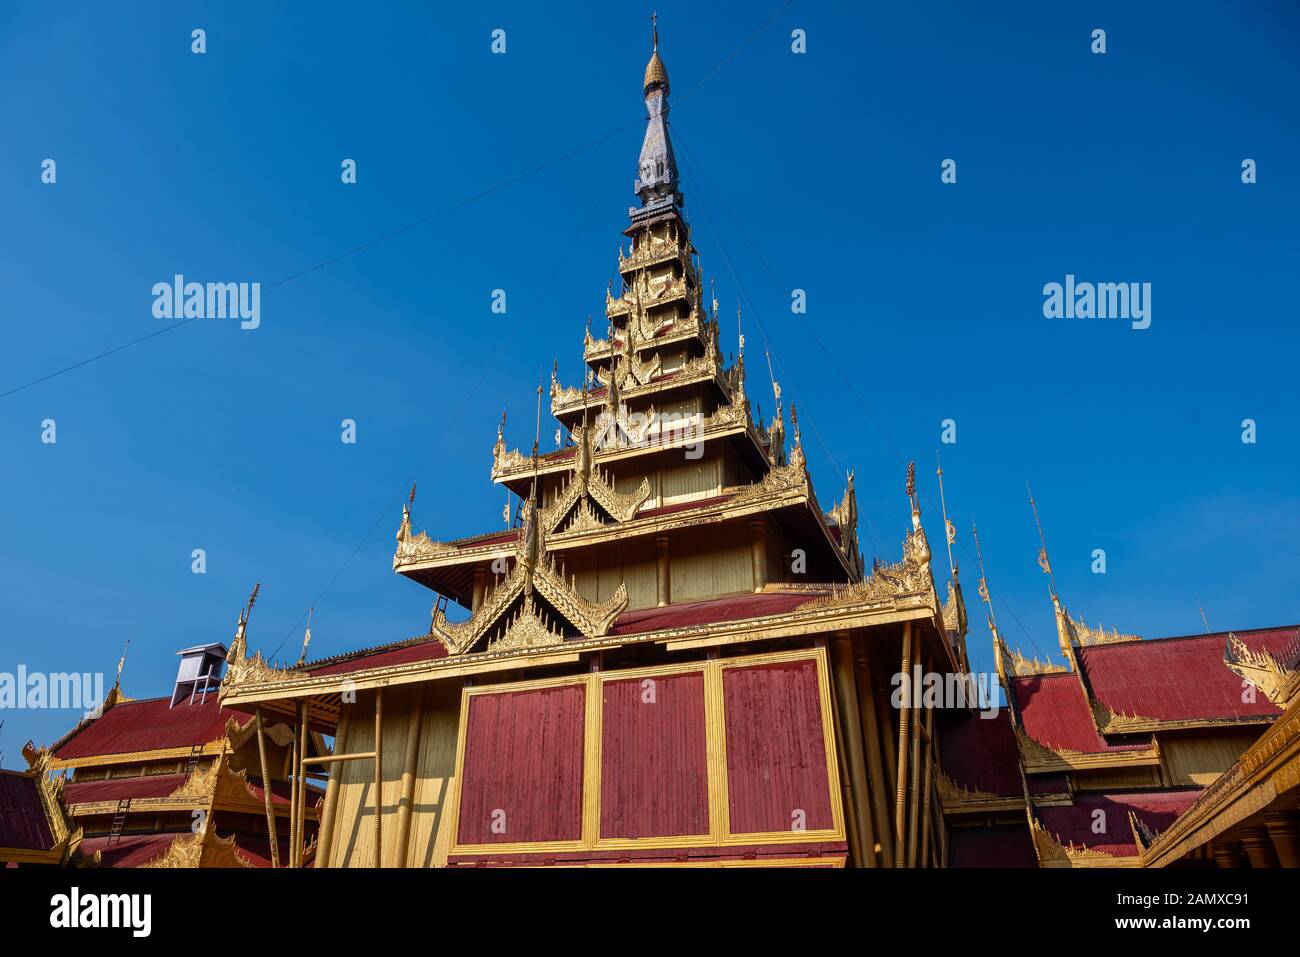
[600,671,709,840]
[723,659,833,835]
[456,682,586,845]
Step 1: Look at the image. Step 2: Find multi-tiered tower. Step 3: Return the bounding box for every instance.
[219,29,965,870]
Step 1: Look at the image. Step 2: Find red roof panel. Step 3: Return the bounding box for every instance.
[0,772,55,851]
[1079,626,1298,723]
[53,695,237,761]
[1010,673,1150,754]
[80,832,182,868]
[939,710,1022,796]
[309,639,449,676]
[949,824,1036,867]
[1037,789,1204,857]
[611,591,820,636]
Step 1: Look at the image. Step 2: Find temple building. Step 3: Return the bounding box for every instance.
[216,27,967,869]
[16,627,324,868]
[16,27,1297,871]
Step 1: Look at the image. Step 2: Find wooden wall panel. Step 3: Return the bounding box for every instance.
[1164,732,1259,786]
[600,672,709,840]
[406,681,462,868]
[722,659,834,835]
[670,525,751,602]
[326,685,416,868]
[456,682,586,845]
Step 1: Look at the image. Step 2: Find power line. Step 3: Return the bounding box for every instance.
[670,121,1054,662]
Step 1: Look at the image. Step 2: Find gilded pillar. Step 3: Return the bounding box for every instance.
[749,518,767,592]
[1212,841,1243,868]
[1265,812,1300,868]
[893,622,913,867]
[655,535,671,607]
[471,566,488,614]
[855,653,895,866]
[831,633,876,867]
[1240,827,1279,868]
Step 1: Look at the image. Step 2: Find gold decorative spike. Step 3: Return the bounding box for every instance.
[296,608,313,667]
[1027,482,1056,598]
[1223,634,1299,707]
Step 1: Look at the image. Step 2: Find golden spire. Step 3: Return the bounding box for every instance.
[644,11,669,94]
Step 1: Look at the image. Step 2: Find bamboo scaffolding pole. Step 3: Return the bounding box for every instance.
[893,622,913,867]
[906,632,923,867]
[919,704,935,867]
[394,688,426,868]
[855,653,894,867]
[288,708,300,867]
[253,707,280,869]
[832,713,863,868]
[374,688,384,868]
[314,705,350,869]
[831,635,876,867]
[295,702,308,868]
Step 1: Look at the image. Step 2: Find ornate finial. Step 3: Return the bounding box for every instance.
[296,609,313,667]
[114,639,130,691]
[736,304,745,355]
[643,13,669,95]
[935,452,959,580]
[906,461,917,499]
[408,483,417,508]
[247,583,260,611]
[971,521,996,630]
[1027,482,1057,599]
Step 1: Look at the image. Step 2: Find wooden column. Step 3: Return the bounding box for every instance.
[315,705,351,869]
[374,688,384,868]
[1212,841,1243,868]
[855,653,894,866]
[1265,813,1300,868]
[893,622,913,867]
[1240,827,1279,868]
[253,707,280,868]
[295,702,308,868]
[748,519,767,592]
[393,688,426,868]
[471,567,487,614]
[288,706,300,867]
[831,634,876,867]
[655,535,671,607]
[919,705,935,867]
[906,631,923,867]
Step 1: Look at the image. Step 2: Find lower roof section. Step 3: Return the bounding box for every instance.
[51,695,237,764]
[948,824,1036,868]
[447,840,847,867]
[0,771,55,852]
[938,710,1022,798]
[1079,626,1297,724]
[1037,788,1205,858]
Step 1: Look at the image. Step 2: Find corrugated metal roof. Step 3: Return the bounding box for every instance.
[0,772,54,851]
[1080,626,1298,722]
[53,695,235,760]
[939,710,1022,796]
[1038,789,1204,857]
[1011,673,1149,753]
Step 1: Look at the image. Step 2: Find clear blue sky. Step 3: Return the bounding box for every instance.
[1,1,1297,759]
